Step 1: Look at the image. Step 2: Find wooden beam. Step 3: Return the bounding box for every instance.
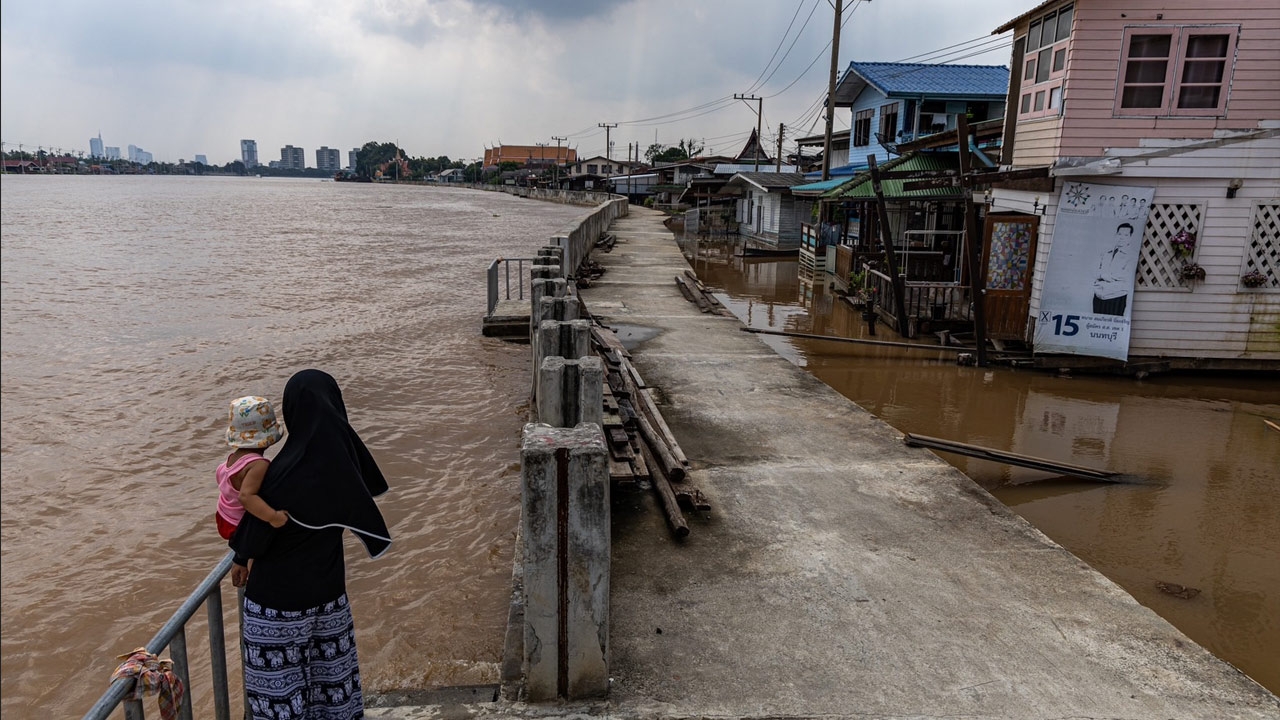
[902,177,961,191]
[867,155,912,338]
[956,114,989,367]
[903,433,1128,483]
[963,166,1052,187]
[876,169,961,181]
[742,327,964,352]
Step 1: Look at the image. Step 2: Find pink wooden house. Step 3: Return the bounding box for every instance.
[983,0,1279,369]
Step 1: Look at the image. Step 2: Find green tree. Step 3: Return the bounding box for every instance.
[645,138,705,164]
[355,141,403,179]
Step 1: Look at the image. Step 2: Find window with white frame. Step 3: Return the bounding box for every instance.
[853,109,873,147]
[1017,3,1072,120]
[1115,25,1238,116]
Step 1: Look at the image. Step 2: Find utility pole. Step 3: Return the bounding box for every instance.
[734,93,763,172]
[822,0,844,181]
[536,142,548,186]
[599,123,617,160]
[776,123,785,172]
[552,136,566,187]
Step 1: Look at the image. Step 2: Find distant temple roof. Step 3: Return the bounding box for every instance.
[484,144,577,167]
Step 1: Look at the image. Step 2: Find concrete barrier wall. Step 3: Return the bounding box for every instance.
[552,196,628,279]
[518,241,611,702]
[458,182,621,209]
[461,182,628,277]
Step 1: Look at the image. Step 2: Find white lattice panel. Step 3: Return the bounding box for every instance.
[1137,203,1203,289]
[1242,204,1280,290]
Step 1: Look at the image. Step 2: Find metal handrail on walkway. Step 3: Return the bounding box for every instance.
[82,551,239,720]
[486,257,537,317]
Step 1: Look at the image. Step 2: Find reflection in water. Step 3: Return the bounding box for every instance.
[680,233,1280,693]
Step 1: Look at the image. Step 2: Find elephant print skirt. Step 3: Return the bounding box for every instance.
[242,594,363,719]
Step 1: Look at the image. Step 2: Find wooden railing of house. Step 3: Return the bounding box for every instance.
[864,264,972,338]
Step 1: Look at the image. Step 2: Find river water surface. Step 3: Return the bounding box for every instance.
[680,236,1280,694]
[0,176,588,718]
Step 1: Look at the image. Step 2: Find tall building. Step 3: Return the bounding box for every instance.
[127,145,153,164]
[316,146,341,173]
[89,134,104,159]
[348,148,359,171]
[105,146,121,160]
[194,154,208,165]
[280,145,305,171]
[240,139,258,168]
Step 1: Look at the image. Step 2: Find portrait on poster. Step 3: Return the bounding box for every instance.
[1033,182,1154,361]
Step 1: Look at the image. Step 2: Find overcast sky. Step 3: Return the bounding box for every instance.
[1,0,1031,165]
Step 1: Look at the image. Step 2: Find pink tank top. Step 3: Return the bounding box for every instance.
[216,454,270,527]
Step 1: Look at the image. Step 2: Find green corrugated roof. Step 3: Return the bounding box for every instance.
[822,151,964,200]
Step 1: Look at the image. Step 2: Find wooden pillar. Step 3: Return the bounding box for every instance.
[867,155,910,337]
[956,114,990,367]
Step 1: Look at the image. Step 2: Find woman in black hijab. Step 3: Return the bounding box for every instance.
[230,369,391,720]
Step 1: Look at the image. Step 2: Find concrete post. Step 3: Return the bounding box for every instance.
[536,356,603,429]
[552,234,574,279]
[530,277,567,341]
[529,286,572,401]
[533,318,589,407]
[521,423,610,701]
[538,247,564,276]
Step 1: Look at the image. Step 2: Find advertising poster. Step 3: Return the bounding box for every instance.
[1033,182,1154,361]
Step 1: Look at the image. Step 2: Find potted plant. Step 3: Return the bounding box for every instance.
[1241,269,1269,288]
[1180,262,1207,282]
[1170,230,1197,259]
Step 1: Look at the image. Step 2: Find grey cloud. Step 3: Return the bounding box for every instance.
[1,1,346,80]
[469,0,631,21]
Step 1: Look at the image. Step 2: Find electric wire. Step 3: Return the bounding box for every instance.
[743,0,812,95]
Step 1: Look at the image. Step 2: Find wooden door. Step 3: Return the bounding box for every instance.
[981,214,1039,341]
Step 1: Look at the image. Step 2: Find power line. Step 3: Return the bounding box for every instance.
[763,0,863,100]
[895,33,1000,63]
[743,0,811,95]
[747,0,824,94]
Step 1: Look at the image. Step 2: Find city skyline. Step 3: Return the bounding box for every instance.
[2,1,1024,164]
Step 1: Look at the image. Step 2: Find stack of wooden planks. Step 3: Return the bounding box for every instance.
[674,270,732,316]
[590,322,710,539]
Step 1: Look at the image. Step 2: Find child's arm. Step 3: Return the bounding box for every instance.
[238,460,289,529]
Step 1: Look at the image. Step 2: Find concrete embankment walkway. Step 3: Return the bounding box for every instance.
[371,207,1278,719]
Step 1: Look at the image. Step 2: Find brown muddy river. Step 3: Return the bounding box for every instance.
[0,176,588,718]
[679,235,1280,695]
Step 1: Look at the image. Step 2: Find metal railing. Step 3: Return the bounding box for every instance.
[83,551,239,720]
[486,257,537,318]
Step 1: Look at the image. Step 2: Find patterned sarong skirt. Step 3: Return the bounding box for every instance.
[242,594,363,719]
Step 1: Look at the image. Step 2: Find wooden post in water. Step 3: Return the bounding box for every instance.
[956,114,990,367]
[867,155,911,337]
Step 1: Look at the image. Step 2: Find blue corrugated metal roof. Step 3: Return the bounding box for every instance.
[791,176,851,195]
[848,61,1010,99]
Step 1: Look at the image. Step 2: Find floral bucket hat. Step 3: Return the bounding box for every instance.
[226,396,283,449]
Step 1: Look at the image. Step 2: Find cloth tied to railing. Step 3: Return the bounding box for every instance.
[109,647,184,720]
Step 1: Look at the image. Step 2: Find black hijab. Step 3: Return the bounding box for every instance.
[232,369,391,559]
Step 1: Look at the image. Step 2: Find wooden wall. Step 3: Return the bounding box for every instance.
[1006,0,1280,165]
[993,135,1280,360]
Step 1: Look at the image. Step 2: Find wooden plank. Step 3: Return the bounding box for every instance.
[903,433,1127,483]
[741,327,965,352]
[590,325,631,359]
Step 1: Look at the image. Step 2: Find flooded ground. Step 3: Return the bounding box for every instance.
[679,234,1280,694]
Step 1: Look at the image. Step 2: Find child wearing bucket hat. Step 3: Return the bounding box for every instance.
[214,396,288,540]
